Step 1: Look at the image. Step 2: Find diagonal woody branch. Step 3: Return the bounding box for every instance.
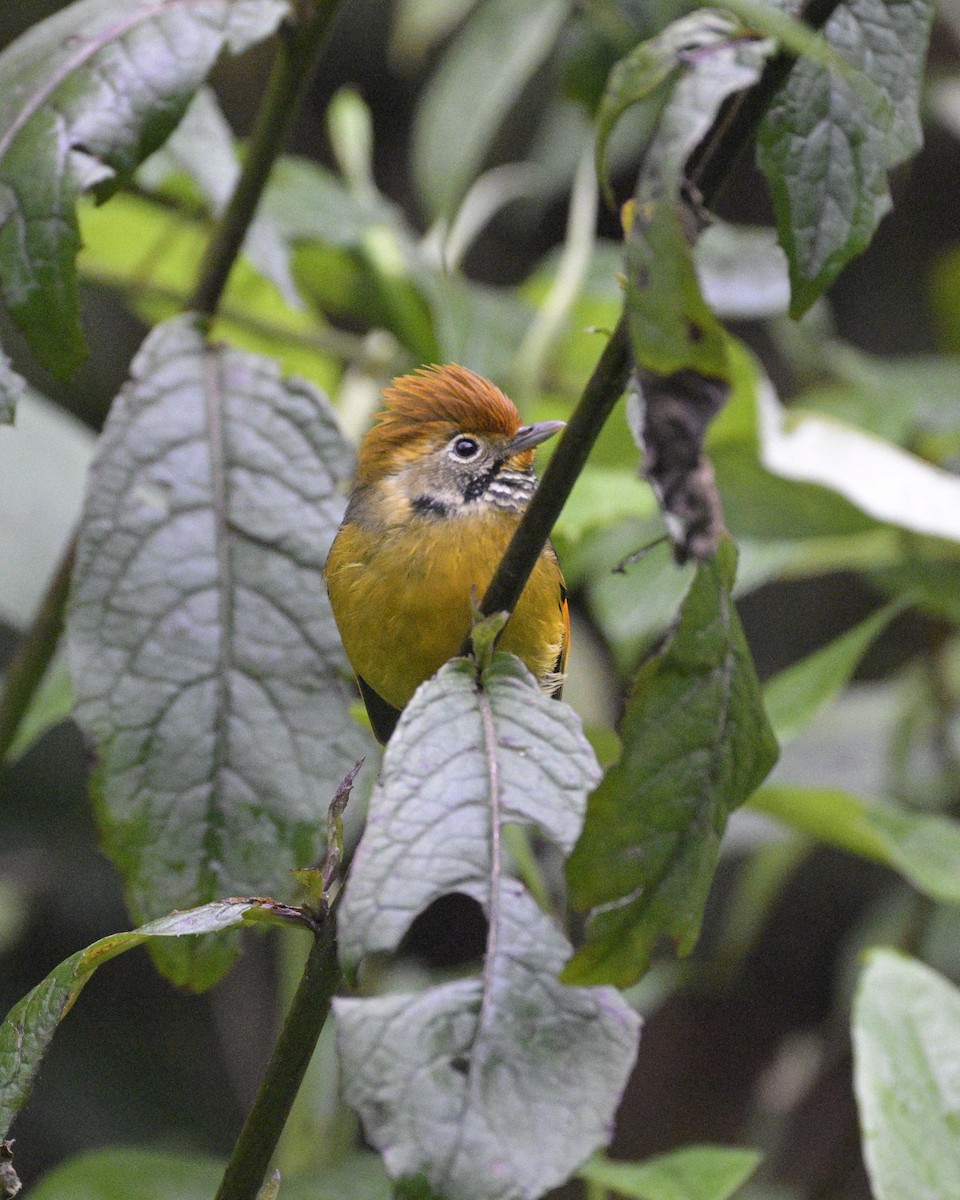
[475,0,847,626]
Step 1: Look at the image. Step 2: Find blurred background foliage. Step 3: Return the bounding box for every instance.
[3,0,960,1197]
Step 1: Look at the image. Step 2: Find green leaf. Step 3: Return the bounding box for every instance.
[4,662,73,763]
[870,559,960,625]
[853,951,960,1200]
[263,155,414,251]
[29,1148,391,1200]
[411,0,572,220]
[763,602,902,744]
[66,315,371,989]
[626,203,731,380]
[0,351,26,425]
[750,785,960,904]
[0,899,292,1138]
[565,539,778,987]
[335,654,640,1200]
[579,1146,761,1200]
[567,521,695,672]
[77,194,341,395]
[758,0,935,315]
[593,14,689,207]
[423,272,532,379]
[621,13,772,381]
[390,0,481,69]
[326,88,376,196]
[0,0,290,377]
[554,465,657,543]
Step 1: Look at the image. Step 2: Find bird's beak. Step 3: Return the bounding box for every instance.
[505,420,565,454]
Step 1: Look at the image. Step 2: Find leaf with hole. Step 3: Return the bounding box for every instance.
[66,315,371,989]
[336,654,640,1200]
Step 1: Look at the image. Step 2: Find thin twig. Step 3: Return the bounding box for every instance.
[189,0,342,317]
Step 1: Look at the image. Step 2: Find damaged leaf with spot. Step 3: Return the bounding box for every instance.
[67,315,370,990]
[336,654,640,1200]
[604,11,772,561]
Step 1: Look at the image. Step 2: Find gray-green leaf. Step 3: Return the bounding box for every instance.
[758,0,935,315]
[565,539,778,987]
[336,654,640,1200]
[0,0,290,377]
[853,950,960,1200]
[67,315,369,989]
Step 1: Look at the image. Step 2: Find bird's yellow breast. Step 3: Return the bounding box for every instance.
[325,511,565,712]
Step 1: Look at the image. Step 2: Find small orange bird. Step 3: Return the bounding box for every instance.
[324,364,569,744]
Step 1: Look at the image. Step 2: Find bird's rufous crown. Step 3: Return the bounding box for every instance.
[356,364,523,482]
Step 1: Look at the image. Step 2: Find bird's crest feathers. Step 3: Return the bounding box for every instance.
[357,364,522,482]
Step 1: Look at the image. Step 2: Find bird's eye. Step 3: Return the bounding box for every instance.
[450,436,481,461]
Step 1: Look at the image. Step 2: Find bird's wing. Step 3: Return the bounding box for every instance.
[551,579,570,701]
[357,673,402,745]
